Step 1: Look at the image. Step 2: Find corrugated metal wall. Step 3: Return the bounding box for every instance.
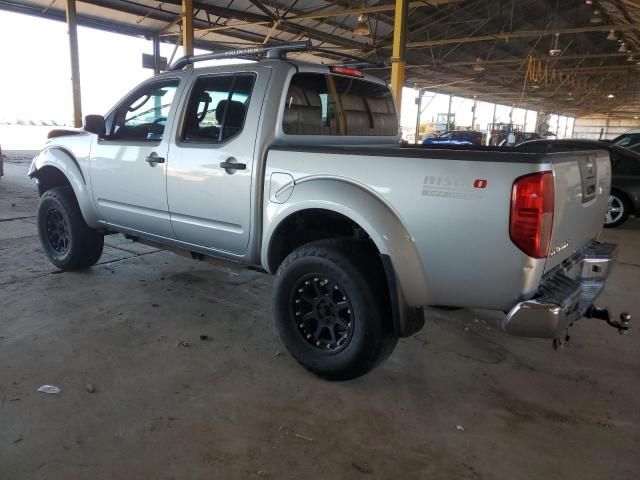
[573,115,640,140]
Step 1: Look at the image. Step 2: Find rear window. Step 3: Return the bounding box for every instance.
[613,133,640,153]
[282,73,398,136]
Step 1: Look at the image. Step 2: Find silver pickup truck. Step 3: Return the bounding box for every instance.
[29,42,629,380]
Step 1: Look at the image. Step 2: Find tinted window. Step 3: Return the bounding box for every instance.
[614,133,640,153]
[282,73,398,136]
[182,74,255,143]
[110,80,179,141]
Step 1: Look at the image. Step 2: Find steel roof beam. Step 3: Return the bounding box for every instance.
[154,0,371,50]
[406,23,640,48]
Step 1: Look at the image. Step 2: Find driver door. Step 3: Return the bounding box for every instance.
[90,78,183,238]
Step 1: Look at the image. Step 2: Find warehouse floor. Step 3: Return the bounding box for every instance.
[1,152,639,480]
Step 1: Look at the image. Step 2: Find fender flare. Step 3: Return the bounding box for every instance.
[29,146,100,228]
[262,177,428,336]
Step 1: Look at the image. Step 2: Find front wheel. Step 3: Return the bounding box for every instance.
[273,239,398,380]
[37,187,104,270]
[604,192,630,228]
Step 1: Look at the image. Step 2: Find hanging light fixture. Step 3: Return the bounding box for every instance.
[590,9,603,24]
[627,54,636,62]
[585,0,593,4]
[607,30,618,41]
[549,33,562,56]
[619,42,628,53]
[354,14,371,36]
[473,57,485,72]
[607,93,615,98]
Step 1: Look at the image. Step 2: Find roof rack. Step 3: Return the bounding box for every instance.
[169,40,386,71]
[170,40,312,70]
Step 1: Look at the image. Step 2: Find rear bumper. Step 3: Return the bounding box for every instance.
[502,241,616,338]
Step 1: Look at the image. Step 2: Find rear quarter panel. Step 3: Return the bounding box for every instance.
[264,147,551,311]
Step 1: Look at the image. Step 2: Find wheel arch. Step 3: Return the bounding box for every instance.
[262,178,428,336]
[29,147,99,228]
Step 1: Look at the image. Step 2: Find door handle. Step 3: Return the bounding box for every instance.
[220,159,246,171]
[145,152,165,166]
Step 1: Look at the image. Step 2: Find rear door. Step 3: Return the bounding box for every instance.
[90,77,184,238]
[166,68,270,255]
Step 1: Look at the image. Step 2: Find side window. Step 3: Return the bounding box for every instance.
[182,74,255,143]
[111,80,179,141]
[282,73,398,136]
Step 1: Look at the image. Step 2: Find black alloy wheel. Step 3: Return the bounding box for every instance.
[273,239,399,380]
[44,207,71,254]
[291,274,355,353]
[37,187,104,270]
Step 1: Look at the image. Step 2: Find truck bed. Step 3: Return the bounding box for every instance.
[265,143,610,311]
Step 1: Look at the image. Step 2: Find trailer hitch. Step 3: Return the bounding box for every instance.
[553,307,631,350]
[585,306,631,334]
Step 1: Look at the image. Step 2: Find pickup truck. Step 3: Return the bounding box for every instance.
[29,42,629,380]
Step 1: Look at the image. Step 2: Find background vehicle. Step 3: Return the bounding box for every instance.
[28,43,619,380]
[498,132,542,146]
[519,139,640,227]
[611,129,640,154]
[422,130,482,145]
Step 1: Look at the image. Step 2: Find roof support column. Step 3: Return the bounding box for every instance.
[390,0,408,115]
[66,0,82,128]
[181,0,194,61]
[152,35,161,75]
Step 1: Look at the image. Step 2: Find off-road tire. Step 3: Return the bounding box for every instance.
[273,239,398,380]
[37,187,104,270]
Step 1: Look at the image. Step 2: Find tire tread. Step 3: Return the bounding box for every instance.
[274,239,398,380]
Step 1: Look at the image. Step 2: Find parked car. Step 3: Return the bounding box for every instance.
[29,42,625,380]
[518,139,640,227]
[498,132,542,146]
[422,130,482,146]
[611,129,640,154]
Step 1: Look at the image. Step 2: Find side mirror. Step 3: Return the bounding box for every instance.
[84,115,106,137]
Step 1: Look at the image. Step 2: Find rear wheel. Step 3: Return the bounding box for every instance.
[604,192,630,228]
[273,239,398,380]
[37,187,104,270]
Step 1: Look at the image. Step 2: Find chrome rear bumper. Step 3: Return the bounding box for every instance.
[502,241,616,338]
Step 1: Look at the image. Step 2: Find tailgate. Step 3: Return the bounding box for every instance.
[545,150,611,272]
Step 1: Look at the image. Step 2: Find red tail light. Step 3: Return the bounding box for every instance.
[510,171,554,258]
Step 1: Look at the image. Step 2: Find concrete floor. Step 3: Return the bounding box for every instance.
[1,151,639,480]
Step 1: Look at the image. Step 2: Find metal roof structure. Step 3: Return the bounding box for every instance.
[2,0,640,116]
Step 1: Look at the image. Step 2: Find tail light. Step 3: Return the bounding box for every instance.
[510,171,554,258]
[329,66,365,78]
